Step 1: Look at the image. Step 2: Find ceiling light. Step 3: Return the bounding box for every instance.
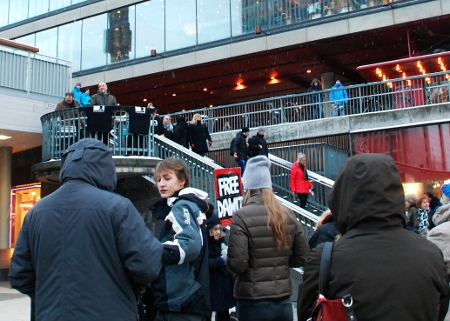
[143,98,147,102]
[0,135,12,140]
[172,93,176,96]
[306,70,311,73]
[236,82,241,86]
[203,88,208,91]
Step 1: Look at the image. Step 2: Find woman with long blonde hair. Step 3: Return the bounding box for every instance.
[227,156,310,321]
[189,113,212,156]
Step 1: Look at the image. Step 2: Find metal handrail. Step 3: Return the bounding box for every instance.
[167,71,450,133]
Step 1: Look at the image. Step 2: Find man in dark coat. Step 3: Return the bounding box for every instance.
[89,82,117,106]
[173,116,190,148]
[9,138,163,321]
[55,91,80,110]
[248,126,268,158]
[231,127,250,174]
[297,153,449,321]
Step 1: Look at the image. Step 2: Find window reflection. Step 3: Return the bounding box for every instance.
[197,0,231,45]
[231,0,244,37]
[50,0,72,11]
[29,0,49,18]
[107,6,135,64]
[9,0,28,24]
[0,1,10,28]
[58,21,82,72]
[36,29,57,58]
[166,0,197,51]
[135,1,165,59]
[81,14,107,70]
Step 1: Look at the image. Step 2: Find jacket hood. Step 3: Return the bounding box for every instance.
[333,83,343,88]
[60,138,117,191]
[311,78,321,86]
[328,154,405,235]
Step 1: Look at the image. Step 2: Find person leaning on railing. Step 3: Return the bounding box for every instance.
[89,82,117,106]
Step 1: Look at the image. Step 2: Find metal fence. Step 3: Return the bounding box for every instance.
[269,143,348,180]
[40,107,156,161]
[153,135,319,238]
[0,44,71,96]
[167,71,450,133]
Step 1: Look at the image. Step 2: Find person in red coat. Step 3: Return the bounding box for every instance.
[290,153,313,208]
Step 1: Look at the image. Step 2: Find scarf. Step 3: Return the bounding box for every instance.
[163,122,173,132]
[417,208,429,230]
[300,163,308,180]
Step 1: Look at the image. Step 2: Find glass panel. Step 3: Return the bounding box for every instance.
[241,0,266,34]
[0,1,9,27]
[50,0,71,11]
[36,28,57,57]
[29,0,49,18]
[58,21,82,72]
[197,0,231,45]
[81,14,107,70]
[9,0,29,24]
[231,0,244,37]
[166,0,197,51]
[135,0,164,59]
[15,34,36,47]
[107,6,135,64]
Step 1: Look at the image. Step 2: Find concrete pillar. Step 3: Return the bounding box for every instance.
[0,147,12,249]
[321,72,336,118]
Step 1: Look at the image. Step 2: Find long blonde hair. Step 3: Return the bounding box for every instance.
[243,188,291,249]
[190,113,202,125]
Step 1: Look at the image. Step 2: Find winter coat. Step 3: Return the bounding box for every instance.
[80,92,91,107]
[307,79,323,104]
[308,216,339,249]
[89,91,117,106]
[71,86,82,104]
[290,161,313,194]
[207,226,236,312]
[9,139,163,321]
[247,133,268,157]
[55,99,80,110]
[329,83,348,106]
[428,203,450,275]
[173,117,190,149]
[297,154,449,321]
[189,122,212,154]
[227,192,310,300]
[231,131,249,159]
[150,188,213,317]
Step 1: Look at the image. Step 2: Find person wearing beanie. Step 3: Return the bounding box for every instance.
[205,215,236,321]
[227,155,309,321]
[71,82,82,104]
[231,127,250,174]
[247,126,268,158]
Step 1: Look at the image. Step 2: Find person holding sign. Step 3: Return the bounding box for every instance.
[150,157,214,321]
[226,156,310,321]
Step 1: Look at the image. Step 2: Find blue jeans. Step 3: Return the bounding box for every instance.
[237,297,293,321]
[235,158,246,175]
[332,104,345,117]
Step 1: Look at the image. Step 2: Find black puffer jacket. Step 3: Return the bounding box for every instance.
[227,192,309,300]
[9,139,163,321]
[297,154,449,321]
[248,133,268,157]
[173,117,190,149]
[231,131,248,159]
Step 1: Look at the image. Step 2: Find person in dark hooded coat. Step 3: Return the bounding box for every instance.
[297,153,449,321]
[9,138,163,321]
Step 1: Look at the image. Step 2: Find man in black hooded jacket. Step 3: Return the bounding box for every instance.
[9,138,163,321]
[297,153,449,321]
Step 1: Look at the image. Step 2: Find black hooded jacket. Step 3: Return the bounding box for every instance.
[173,117,190,149]
[297,154,449,321]
[9,139,163,321]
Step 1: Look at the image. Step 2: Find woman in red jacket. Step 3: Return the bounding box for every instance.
[290,153,313,208]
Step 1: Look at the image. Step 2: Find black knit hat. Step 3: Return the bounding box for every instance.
[242,127,250,133]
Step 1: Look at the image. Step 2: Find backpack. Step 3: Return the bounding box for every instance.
[229,137,236,156]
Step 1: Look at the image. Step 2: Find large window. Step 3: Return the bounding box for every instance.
[165,0,197,51]
[29,0,49,18]
[135,1,165,59]
[9,0,28,24]
[197,0,231,45]
[58,21,82,72]
[81,14,107,70]
[36,28,57,58]
[0,1,10,28]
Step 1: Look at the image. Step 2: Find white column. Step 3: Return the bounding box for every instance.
[0,147,12,249]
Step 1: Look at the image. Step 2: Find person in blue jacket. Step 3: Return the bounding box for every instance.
[329,79,348,117]
[71,82,82,105]
[80,88,91,107]
[150,157,214,321]
[9,138,163,321]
